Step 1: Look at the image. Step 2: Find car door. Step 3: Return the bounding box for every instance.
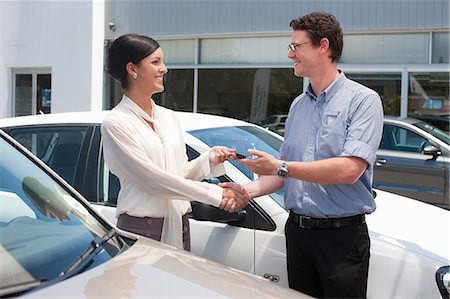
[374,123,447,207]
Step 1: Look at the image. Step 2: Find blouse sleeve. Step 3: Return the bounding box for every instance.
[183,151,226,181]
[101,119,222,207]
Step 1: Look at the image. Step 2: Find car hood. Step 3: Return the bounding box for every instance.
[23,236,307,298]
[367,189,450,263]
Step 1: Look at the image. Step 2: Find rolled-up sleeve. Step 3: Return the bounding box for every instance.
[341,93,384,166]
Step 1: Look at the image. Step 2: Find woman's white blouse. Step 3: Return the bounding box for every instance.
[101,95,225,249]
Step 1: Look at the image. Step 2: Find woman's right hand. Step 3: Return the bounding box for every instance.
[219,185,250,212]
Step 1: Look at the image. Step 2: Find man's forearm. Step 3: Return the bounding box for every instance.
[245,175,284,198]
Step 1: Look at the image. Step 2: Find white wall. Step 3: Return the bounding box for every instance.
[0,0,105,118]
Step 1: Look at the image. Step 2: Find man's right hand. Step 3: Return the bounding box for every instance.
[219,182,251,212]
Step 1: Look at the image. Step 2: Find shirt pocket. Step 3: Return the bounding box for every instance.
[318,111,346,157]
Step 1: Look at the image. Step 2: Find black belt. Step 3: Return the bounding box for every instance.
[290,211,365,229]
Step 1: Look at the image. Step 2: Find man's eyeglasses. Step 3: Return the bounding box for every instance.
[288,41,310,51]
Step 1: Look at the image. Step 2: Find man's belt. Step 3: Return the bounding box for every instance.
[290,211,365,229]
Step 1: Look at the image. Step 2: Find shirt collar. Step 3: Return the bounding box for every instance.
[305,70,346,103]
[119,95,157,123]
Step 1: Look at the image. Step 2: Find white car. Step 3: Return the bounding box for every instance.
[0,129,306,298]
[1,111,449,299]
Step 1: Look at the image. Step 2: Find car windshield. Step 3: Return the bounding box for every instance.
[413,121,450,144]
[188,126,285,206]
[0,133,126,296]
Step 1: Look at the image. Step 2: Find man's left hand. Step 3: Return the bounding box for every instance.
[237,149,280,175]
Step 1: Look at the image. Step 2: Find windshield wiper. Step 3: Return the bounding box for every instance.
[59,229,117,278]
[0,278,46,297]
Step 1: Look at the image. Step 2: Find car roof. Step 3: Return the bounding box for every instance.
[0,110,255,131]
[383,115,424,125]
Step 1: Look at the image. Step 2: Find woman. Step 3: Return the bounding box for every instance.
[101,34,243,251]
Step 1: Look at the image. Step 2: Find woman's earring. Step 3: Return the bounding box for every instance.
[133,73,138,79]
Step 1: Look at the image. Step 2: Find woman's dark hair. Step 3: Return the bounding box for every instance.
[107,33,160,89]
[290,12,343,63]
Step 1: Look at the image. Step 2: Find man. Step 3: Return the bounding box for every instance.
[221,12,384,298]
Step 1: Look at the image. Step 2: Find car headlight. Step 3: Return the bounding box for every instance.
[436,266,450,299]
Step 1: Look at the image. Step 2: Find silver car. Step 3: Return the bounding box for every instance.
[375,116,449,209]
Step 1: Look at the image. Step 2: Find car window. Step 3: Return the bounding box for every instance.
[188,126,285,207]
[413,121,450,144]
[380,124,430,153]
[0,133,124,295]
[7,126,89,185]
[189,126,282,180]
[98,156,120,207]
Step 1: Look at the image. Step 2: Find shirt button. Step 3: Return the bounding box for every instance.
[145,231,152,237]
[146,219,153,225]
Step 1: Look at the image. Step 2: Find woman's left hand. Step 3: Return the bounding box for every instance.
[209,146,236,165]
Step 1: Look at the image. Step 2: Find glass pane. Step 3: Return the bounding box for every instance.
[8,127,89,185]
[98,152,120,206]
[153,69,194,111]
[37,74,51,114]
[189,126,283,176]
[200,36,291,64]
[198,68,302,122]
[408,72,450,118]
[432,32,450,63]
[15,74,32,116]
[159,39,195,64]
[392,125,428,153]
[342,33,428,64]
[346,73,401,116]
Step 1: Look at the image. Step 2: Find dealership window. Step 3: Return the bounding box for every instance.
[432,32,450,63]
[198,68,302,123]
[346,73,402,116]
[200,36,290,64]
[408,72,449,116]
[13,70,51,116]
[342,33,429,64]
[158,39,196,64]
[153,69,194,111]
[103,33,448,121]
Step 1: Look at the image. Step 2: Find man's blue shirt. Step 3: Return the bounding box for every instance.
[280,71,384,218]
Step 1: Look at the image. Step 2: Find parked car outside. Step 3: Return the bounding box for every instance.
[376,116,449,209]
[0,112,449,299]
[0,129,307,298]
[258,114,287,136]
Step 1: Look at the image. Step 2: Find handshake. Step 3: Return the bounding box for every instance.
[218,182,250,213]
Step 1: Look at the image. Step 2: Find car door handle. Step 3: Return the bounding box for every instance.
[263,273,280,283]
[375,158,387,167]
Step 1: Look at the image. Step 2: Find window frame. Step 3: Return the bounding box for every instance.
[12,68,52,116]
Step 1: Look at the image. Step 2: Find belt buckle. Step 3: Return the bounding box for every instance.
[298,215,311,229]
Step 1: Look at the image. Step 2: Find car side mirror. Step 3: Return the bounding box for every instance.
[423,145,441,160]
[191,201,247,224]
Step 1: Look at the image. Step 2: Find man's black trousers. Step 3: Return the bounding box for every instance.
[285,214,370,298]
